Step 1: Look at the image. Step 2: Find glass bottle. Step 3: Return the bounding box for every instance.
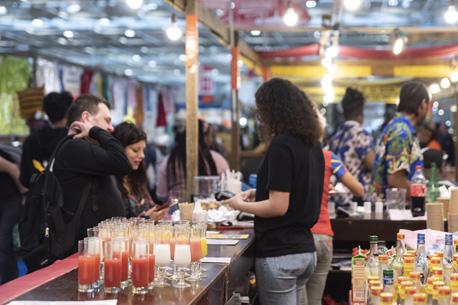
[451,274,458,295]
[426,277,439,304]
[411,272,422,293]
[427,162,440,203]
[428,258,443,284]
[379,255,389,282]
[392,233,407,287]
[405,286,417,305]
[445,234,455,286]
[413,292,427,305]
[436,252,445,269]
[384,269,395,295]
[380,292,394,305]
[433,268,444,282]
[404,255,415,279]
[367,235,380,278]
[399,281,413,305]
[397,277,410,305]
[415,233,427,284]
[438,286,451,305]
[453,254,458,273]
[372,286,383,305]
[432,281,446,305]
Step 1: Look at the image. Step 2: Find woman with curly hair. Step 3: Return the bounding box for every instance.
[226,78,325,305]
[113,122,170,219]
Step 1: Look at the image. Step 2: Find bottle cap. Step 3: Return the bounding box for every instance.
[379,255,388,263]
[380,293,394,302]
[439,286,451,297]
[370,280,381,288]
[410,272,421,280]
[407,250,417,256]
[454,255,458,262]
[451,273,458,282]
[397,233,405,240]
[372,286,383,297]
[432,267,443,276]
[435,251,444,258]
[415,165,421,170]
[383,269,393,276]
[431,257,442,265]
[404,257,414,264]
[433,281,446,291]
[370,235,378,242]
[428,277,439,285]
[418,233,425,239]
[401,281,413,290]
[405,286,416,296]
[398,276,409,284]
[368,276,379,283]
[413,293,427,303]
[452,292,458,303]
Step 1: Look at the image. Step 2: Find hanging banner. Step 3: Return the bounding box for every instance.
[186,15,198,68]
[199,65,215,95]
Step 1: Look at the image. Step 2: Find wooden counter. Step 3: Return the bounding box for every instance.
[2,231,255,305]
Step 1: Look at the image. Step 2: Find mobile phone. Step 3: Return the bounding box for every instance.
[156,198,178,211]
[215,190,236,201]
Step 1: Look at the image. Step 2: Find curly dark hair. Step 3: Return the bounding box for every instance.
[112,122,149,203]
[255,78,321,146]
[342,87,365,120]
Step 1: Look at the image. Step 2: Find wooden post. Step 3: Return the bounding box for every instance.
[185,0,199,202]
[230,35,241,171]
[455,93,458,181]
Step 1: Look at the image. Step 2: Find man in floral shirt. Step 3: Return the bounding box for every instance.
[372,81,431,200]
[329,88,374,203]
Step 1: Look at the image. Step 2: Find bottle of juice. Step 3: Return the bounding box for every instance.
[413,292,427,305]
[438,286,451,305]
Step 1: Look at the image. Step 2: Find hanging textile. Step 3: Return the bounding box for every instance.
[156,90,167,127]
[62,65,83,97]
[80,70,93,94]
[135,83,144,125]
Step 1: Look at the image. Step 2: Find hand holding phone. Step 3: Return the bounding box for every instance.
[215,191,236,201]
[156,198,178,211]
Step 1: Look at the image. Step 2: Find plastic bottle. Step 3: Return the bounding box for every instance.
[438,286,451,305]
[427,162,440,203]
[384,269,395,295]
[392,233,407,287]
[414,292,427,305]
[411,165,427,217]
[445,234,455,286]
[415,233,427,284]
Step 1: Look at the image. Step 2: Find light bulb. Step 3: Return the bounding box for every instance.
[344,0,362,11]
[306,1,317,8]
[429,83,440,94]
[63,30,74,38]
[125,30,135,37]
[324,92,335,104]
[393,37,404,55]
[251,30,261,36]
[451,71,458,82]
[67,4,81,13]
[32,19,43,27]
[327,64,338,74]
[126,0,143,9]
[283,7,298,27]
[0,6,7,15]
[445,5,458,24]
[325,46,339,58]
[321,58,332,68]
[167,19,182,41]
[441,78,451,89]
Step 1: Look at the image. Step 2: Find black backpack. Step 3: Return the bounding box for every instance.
[18,135,97,272]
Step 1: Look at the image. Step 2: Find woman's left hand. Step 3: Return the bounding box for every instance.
[140,205,170,220]
[224,194,245,211]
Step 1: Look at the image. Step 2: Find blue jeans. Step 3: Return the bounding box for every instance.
[302,234,333,305]
[256,252,317,305]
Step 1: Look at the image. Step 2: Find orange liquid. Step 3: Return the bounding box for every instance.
[170,238,176,260]
[78,255,96,285]
[148,255,155,283]
[132,257,149,287]
[121,252,129,281]
[94,255,101,282]
[190,238,202,262]
[201,238,207,259]
[104,258,122,288]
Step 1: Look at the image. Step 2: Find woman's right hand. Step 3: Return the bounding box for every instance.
[240,189,256,202]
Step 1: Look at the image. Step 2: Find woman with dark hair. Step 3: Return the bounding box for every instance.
[225,78,325,305]
[156,119,229,203]
[329,87,374,202]
[113,122,170,219]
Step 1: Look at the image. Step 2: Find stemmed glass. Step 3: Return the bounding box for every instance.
[153,226,171,287]
[187,224,202,282]
[173,226,191,288]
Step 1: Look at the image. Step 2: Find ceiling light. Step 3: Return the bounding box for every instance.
[306,1,317,8]
[126,0,143,9]
[433,101,439,108]
[438,109,445,116]
[327,64,338,74]
[445,1,458,24]
[140,46,149,53]
[239,117,247,127]
[314,31,321,38]
[451,105,457,112]
[166,13,182,41]
[251,30,261,36]
[148,60,156,67]
[125,30,135,37]
[325,45,339,58]
[441,78,451,89]
[63,31,74,38]
[57,37,68,45]
[147,3,157,10]
[67,4,81,13]
[0,6,7,15]
[344,0,362,11]
[125,69,133,76]
[321,74,333,92]
[179,54,187,61]
[32,19,43,27]
[321,58,332,68]
[119,37,128,43]
[324,92,335,104]
[99,18,110,25]
[451,71,458,82]
[132,55,141,61]
[283,7,299,27]
[430,83,440,94]
[388,0,398,6]
[238,60,244,67]
[392,33,406,55]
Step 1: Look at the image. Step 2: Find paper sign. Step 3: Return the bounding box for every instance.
[201,257,231,264]
[206,234,249,239]
[206,240,239,246]
[206,231,220,235]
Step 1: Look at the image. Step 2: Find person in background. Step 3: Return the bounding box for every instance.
[372,81,431,200]
[328,87,374,203]
[303,112,364,305]
[113,122,170,219]
[418,125,442,152]
[225,78,324,305]
[20,92,73,187]
[0,153,27,284]
[422,148,445,179]
[156,119,229,203]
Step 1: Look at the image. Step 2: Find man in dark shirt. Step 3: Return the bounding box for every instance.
[20,92,73,187]
[53,95,132,242]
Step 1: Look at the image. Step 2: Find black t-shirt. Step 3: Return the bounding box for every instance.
[254,132,324,257]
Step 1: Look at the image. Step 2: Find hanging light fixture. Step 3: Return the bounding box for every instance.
[445,0,458,24]
[344,0,362,11]
[166,12,182,41]
[126,0,143,9]
[392,31,406,55]
[283,1,299,27]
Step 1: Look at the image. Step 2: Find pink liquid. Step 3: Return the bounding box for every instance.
[104,258,122,288]
[78,255,96,285]
[94,255,100,282]
[121,252,129,281]
[148,255,155,283]
[190,238,202,262]
[132,257,149,287]
[170,238,176,260]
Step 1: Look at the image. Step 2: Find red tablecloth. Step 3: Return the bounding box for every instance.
[0,253,78,304]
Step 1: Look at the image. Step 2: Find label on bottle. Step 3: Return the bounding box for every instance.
[383,277,394,286]
[411,184,426,197]
[446,234,453,245]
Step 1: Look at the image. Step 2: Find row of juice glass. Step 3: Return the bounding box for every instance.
[78,217,208,294]
[359,232,458,304]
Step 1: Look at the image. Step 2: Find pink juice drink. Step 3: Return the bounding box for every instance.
[170,238,176,260]
[94,255,100,282]
[104,258,122,288]
[148,255,155,283]
[132,257,149,287]
[121,252,129,281]
[78,255,96,285]
[190,238,202,262]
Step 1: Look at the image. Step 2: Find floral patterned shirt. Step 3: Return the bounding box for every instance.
[329,120,374,200]
[371,113,423,199]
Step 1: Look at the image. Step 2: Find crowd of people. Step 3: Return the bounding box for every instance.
[0,77,454,305]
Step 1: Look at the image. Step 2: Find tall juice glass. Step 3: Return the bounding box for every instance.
[173,226,191,288]
[132,240,149,294]
[197,222,207,277]
[153,226,171,287]
[147,224,155,289]
[104,240,122,293]
[112,237,129,289]
[188,225,202,282]
[78,239,96,292]
[85,237,102,289]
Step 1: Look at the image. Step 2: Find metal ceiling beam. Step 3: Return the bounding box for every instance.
[234,26,458,34]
